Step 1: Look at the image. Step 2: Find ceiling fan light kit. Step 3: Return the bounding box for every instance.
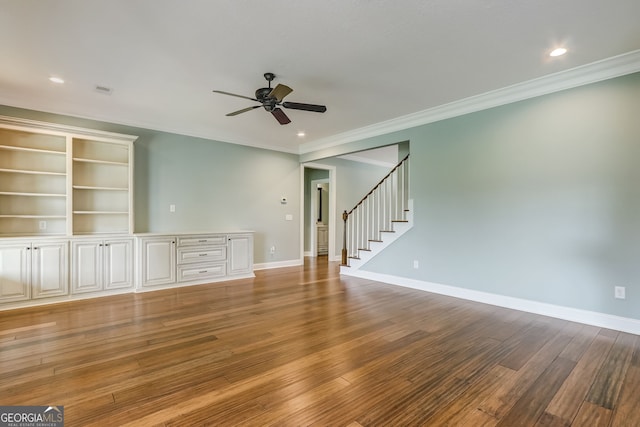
[213,73,327,125]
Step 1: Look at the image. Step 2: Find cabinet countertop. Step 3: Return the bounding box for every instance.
[133,231,254,237]
[0,231,254,242]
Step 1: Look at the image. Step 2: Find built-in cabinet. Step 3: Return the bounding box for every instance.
[316,225,328,255]
[0,240,69,303]
[0,116,254,310]
[138,233,254,289]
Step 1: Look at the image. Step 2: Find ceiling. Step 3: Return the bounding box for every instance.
[1,1,639,155]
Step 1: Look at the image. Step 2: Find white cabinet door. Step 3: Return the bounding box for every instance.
[228,234,253,276]
[0,243,30,302]
[31,241,69,299]
[72,240,102,294]
[316,225,328,255]
[72,238,133,293]
[104,239,133,290]
[141,237,176,287]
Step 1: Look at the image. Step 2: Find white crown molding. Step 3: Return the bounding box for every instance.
[253,259,303,270]
[300,49,640,154]
[0,114,138,142]
[342,269,640,336]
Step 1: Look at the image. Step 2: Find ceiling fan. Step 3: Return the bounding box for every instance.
[213,73,327,125]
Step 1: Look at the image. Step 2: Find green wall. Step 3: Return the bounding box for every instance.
[339,72,640,320]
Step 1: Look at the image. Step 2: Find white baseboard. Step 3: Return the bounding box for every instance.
[254,259,303,270]
[343,269,640,336]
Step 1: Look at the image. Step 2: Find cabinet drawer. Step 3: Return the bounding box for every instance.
[177,235,226,247]
[177,246,226,265]
[178,263,226,282]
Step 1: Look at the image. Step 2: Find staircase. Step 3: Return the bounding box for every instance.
[340,154,412,273]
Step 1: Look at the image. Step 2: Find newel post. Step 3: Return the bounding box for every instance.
[341,210,349,266]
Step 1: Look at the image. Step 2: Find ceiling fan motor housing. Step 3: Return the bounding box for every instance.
[255,87,273,100]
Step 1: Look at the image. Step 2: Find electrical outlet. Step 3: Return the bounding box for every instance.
[413,260,419,269]
[614,286,626,299]
[270,246,276,254]
[169,204,176,212]
[39,221,47,230]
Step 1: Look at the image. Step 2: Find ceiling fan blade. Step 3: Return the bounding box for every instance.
[282,102,327,113]
[226,105,261,116]
[271,108,291,125]
[212,90,258,102]
[268,84,293,102]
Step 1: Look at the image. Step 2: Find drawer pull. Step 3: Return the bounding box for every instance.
[199,253,207,256]
[199,270,208,274]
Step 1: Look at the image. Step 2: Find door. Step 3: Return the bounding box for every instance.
[72,240,102,294]
[141,237,176,287]
[0,243,31,302]
[228,234,253,275]
[31,240,69,299]
[104,239,133,290]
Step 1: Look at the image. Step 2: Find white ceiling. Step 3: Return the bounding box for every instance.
[1,1,639,155]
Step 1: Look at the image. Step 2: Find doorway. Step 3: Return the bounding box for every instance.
[311,179,329,256]
[300,163,336,261]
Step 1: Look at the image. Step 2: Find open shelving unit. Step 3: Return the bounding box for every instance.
[0,116,136,237]
[0,128,68,236]
[72,138,132,235]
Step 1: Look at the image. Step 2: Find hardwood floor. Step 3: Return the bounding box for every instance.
[1,257,639,426]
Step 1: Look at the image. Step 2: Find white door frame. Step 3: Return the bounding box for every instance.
[300,163,337,262]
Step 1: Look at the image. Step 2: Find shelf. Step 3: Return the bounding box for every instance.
[0,216,67,236]
[73,186,128,191]
[74,211,129,215]
[0,144,65,155]
[72,231,129,236]
[0,191,66,197]
[73,157,128,166]
[0,215,66,219]
[0,167,66,176]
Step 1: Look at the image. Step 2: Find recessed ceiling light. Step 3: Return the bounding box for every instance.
[549,47,567,57]
[49,76,65,84]
[297,131,306,137]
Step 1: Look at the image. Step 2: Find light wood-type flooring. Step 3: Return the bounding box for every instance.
[1,257,639,426]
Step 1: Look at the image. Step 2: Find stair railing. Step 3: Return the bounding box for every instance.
[341,154,410,266]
